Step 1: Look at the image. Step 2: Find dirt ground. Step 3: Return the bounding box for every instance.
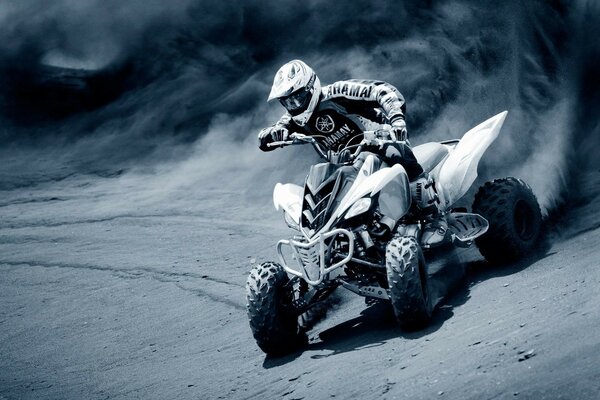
[1,168,599,400]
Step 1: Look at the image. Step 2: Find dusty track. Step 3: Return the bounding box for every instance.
[1,172,599,400]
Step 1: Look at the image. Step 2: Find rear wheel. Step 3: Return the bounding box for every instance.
[386,236,432,330]
[246,262,305,355]
[472,178,542,263]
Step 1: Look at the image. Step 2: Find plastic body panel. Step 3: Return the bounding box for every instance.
[436,111,508,209]
[273,183,303,224]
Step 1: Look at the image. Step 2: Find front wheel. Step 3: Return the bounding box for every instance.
[246,262,305,355]
[472,177,542,263]
[386,236,432,330]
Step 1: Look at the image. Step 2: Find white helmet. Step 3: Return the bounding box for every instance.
[268,59,321,126]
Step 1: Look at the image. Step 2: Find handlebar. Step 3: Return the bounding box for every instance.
[267,133,329,159]
[342,143,364,162]
[266,127,401,162]
[266,133,314,148]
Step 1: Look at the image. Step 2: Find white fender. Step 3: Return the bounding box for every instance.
[273,183,303,224]
[331,156,408,221]
[275,155,411,235]
[437,111,508,208]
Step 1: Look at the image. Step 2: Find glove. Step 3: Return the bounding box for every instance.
[258,126,289,152]
[271,126,289,142]
[391,119,408,142]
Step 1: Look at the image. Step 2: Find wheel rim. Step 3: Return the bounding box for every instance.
[514,199,536,240]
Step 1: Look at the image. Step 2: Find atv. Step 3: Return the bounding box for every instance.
[246,111,542,355]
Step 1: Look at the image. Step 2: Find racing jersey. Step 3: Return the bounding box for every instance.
[272,79,406,151]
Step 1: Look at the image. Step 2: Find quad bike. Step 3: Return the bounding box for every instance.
[246,111,542,355]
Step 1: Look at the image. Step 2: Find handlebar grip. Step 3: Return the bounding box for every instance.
[267,134,316,148]
[267,141,288,148]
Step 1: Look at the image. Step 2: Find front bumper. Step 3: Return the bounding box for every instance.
[276,228,354,286]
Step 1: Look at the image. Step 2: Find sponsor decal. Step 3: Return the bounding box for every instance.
[323,123,354,147]
[315,115,335,133]
[326,82,372,99]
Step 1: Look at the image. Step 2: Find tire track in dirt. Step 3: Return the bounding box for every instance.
[0,260,246,310]
[0,214,279,231]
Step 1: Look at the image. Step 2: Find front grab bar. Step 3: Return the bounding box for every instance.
[276,228,354,286]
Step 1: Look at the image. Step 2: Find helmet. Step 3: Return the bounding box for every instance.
[268,59,321,126]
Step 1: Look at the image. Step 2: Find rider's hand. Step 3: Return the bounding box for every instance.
[271,126,289,142]
[391,119,408,142]
[258,126,289,151]
[258,127,274,151]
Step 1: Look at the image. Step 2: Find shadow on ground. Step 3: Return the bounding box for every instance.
[263,240,553,366]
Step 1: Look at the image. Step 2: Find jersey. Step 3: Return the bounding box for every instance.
[272,79,406,151]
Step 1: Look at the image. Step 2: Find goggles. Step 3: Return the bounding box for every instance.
[280,87,311,113]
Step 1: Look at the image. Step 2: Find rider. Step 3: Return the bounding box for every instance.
[258,59,446,245]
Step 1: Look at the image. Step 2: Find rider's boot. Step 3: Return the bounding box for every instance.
[410,174,448,247]
[421,209,449,248]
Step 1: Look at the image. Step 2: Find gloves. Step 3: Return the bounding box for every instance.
[271,126,290,142]
[258,126,289,152]
[391,119,408,142]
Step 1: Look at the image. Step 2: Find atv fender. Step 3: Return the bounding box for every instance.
[437,111,508,209]
[273,183,303,224]
[333,158,410,222]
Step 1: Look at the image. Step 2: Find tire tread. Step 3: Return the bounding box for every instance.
[472,177,542,263]
[386,237,432,330]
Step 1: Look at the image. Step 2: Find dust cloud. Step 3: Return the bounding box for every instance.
[1,0,599,220]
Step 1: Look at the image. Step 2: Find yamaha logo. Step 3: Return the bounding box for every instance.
[315,115,335,133]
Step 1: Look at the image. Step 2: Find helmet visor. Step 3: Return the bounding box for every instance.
[280,88,311,114]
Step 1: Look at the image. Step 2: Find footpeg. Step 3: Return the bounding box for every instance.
[339,279,389,300]
[447,212,489,243]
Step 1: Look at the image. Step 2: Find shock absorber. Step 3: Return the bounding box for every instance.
[358,224,375,249]
[353,226,368,257]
